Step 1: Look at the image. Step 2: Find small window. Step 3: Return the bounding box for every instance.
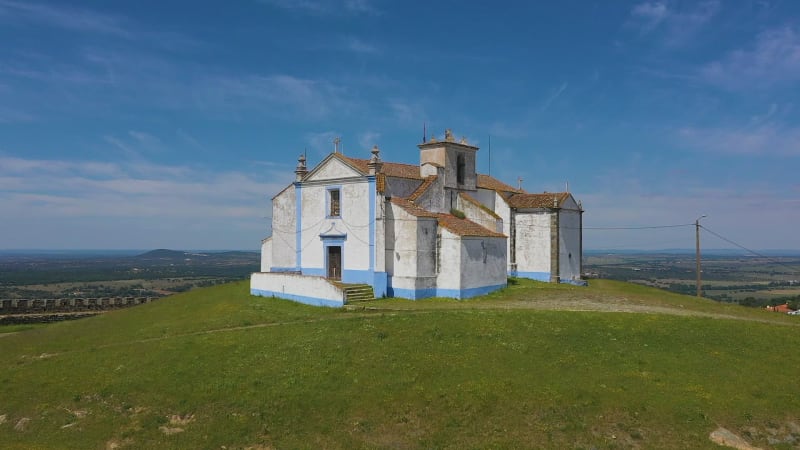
[456,154,465,184]
[329,189,341,217]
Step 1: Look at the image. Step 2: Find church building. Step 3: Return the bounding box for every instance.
[251,130,584,307]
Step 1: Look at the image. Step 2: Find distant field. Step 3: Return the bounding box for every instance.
[1,279,798,449]
[0,249,258,300]
[585,253,800,306]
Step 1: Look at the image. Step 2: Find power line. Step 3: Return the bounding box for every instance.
[584,223,694,230]
[700,225,800,275]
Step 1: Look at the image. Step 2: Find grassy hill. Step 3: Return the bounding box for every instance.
[1,279,799,449]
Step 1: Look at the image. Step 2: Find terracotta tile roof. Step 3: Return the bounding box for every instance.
[459,192,500,219]
[407,176,437,201]
[328,152,367,174]
[436,214,505,238]
[766,303,794,313]
[476,174,524,194]
[504,192,570,209]
[389,197,439,218]
[390,198,505,238]
[339,155,422,179]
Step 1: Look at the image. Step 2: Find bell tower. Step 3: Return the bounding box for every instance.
[418,128,479,191]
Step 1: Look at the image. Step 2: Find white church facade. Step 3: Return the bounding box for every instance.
[251,130,584,307]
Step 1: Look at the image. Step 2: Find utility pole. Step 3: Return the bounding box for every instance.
[696,215,707,297]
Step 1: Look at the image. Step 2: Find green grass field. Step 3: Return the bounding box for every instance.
[1,279,798,449]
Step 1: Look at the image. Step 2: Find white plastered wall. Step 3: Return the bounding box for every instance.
[459,236,507,290]
[559,196,582,282]
[299,180,371,272]
[260,238,272,272]
[270,185,296,270]
[514,211,551,274]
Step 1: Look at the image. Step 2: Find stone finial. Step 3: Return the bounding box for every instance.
[295,154,307,182]
[368,145,382,175]
[445,128,455,142]
[429,134,438,143]
[459,136,468,145]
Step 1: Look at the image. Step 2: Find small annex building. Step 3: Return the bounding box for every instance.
[251,129,584,307]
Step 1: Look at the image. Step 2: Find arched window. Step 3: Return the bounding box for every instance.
[456,154,465,185]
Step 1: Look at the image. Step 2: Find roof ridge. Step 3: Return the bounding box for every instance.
[407,175,437,201]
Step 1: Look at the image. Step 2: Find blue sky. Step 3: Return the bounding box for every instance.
[1,0,798,251]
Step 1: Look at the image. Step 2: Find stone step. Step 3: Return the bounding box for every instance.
[342,284,375,303]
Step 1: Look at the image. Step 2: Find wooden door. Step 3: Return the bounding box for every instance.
[327,246,342,280]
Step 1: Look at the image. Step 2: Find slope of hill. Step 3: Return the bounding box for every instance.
[1,279,798,449]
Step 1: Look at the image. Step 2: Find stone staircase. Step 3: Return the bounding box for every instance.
[340,283,376,303]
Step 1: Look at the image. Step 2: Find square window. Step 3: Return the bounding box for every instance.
[329,189,341,217]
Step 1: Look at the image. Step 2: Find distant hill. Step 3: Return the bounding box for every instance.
[134,249,258,262]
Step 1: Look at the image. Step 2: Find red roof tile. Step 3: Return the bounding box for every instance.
[407,176,437,201]
[436,214,505,238]
[389,197,439,218]
[504,192,570,209]
[390,198,504,238]
[476,174,524,193]
[340,155,422,179]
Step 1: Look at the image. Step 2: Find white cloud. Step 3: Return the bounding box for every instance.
[701,26,800,90]
[344,36,379,54]
[305,130,340,155]
[0,155,291,248]
[358,131,381,150]
[258,0,380,16]
[628,0,720,46]
[197,74,350,120]
[0,0,129,36]
[631,1,669,31]
[581,179,800,250]
[678,123,800,156]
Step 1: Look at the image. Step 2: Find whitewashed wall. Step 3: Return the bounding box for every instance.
[515,212,551,274]
[435,228,462,292]
[260,238,272,272]
[559,197,582,282]
[250,272,344,307]
[494,193,512,271]
[386,203,438,295]
[299,180,371,272]
[459,236,506,290]
[457,194,502,233]
[271,185,296,270]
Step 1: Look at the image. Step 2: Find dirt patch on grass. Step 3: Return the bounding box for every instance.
[709,427,761,449]
[14,417,30,431]
[159,426,185,435]
[159,413,195,435]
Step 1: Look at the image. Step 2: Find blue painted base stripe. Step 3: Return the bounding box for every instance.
[510,271,551,282]
[388,283,506,300]
[251,288,343,308]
